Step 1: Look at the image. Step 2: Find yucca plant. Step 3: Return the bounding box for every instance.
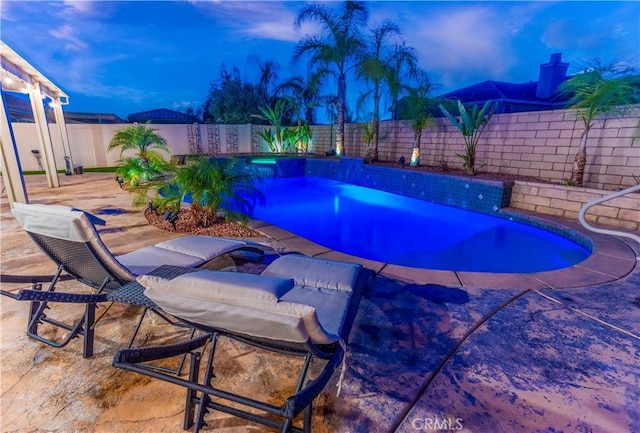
[153,156,263,227]
[440,99,498,175]
[253,99,290,153]
[559,59,640,186]
[257,128,278,153]
[282,124,312,153]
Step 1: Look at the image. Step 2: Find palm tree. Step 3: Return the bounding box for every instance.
[108,122,169,161]
[108,123,171,191]
[387,42,420,121]
[277,66,329,126]
[154,156,263,227]
[559,59,640,186]
[358,20,400,161]
[294,0,368,156]
[402,74,437,166]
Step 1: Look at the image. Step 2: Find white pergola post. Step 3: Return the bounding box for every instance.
[52,99,74,170]
[28,81,60,188]
[0,88,28,205]
[1,41,70,205]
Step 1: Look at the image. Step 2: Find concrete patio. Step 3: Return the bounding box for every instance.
[1,173,638,432]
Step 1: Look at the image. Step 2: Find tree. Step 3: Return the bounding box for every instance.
[559,59,640,186]
[401,74,437,166]
[108,122,169,161]
[294,0,368,156]
[201,64,293,124]
[440,100,498,175]
[387,42,420,121]
[357,20,401,161]
[108,123,171,192]
[276,66,329,126]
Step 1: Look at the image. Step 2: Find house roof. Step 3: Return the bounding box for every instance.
[127,108,199,124]
[3,93,124,124]
[441,80,568,105]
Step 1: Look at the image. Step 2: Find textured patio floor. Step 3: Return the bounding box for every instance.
[1,173,638,432]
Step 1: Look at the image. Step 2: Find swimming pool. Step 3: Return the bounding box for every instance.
[250,176,590,273]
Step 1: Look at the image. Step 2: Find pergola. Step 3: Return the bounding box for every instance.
[0,41,73,206]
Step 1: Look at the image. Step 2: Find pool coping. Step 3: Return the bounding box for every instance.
[248,210,638,290]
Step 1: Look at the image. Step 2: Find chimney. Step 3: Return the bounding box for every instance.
[536,53,569,99]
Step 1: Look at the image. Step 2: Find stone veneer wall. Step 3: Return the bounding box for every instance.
[310,106,640,191]
[510,181,640,231]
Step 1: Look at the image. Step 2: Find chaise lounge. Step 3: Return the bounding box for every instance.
[113,254,371,433]
[5,202,272,357]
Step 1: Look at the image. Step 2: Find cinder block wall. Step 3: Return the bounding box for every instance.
[10,105,639,192]
[511,181,639,231]
[311,106,640,191]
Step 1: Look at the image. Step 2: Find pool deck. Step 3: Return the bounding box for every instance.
[1,173,638,433]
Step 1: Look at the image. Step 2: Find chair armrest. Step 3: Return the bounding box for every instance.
[113,334,210,364]
[15,289,109,304]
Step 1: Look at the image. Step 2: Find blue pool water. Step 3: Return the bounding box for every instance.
[250,177,590,273]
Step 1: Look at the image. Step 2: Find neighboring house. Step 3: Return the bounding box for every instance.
[438,53,571,113]
[127,108,199,124]
[3,93,124,123]
[64,112,125,124]
[396,53,572,118]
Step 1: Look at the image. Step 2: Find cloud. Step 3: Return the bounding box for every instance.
[190,0,318,42]
[49,25,89,52]
[58,0,110,18]
[408,5,517,87]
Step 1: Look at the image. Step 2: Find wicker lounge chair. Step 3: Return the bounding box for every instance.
[113,254,370,433]
[5,202,271,358]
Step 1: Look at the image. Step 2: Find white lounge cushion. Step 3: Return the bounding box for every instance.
[154,236,248,261]
[12,203,136,282]
[139,270,294,307]
[281,286,351,338]
[117,236,253,275]
[138,270,341,344]
[12,202,99,243]
[262,255,362,292]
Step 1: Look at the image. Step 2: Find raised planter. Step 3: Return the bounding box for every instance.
[510,181,640,231]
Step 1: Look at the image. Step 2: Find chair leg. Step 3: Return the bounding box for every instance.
[192,334,218,433]
[83,302,97,358]
[184,352,201,430]
[303,402,312,433]
[128,308,196,376]
[24,272,111,358]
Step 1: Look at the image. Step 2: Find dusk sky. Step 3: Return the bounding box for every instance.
[2,1,639,122]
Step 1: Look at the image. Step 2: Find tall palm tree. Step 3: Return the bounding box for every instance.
[559,59,640,186]
[387,42,420,121]
[277,66,330,126]
[294,0,368,156]
[357,20,400,161]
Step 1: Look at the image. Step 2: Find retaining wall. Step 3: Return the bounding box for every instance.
[510,181,640,231]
